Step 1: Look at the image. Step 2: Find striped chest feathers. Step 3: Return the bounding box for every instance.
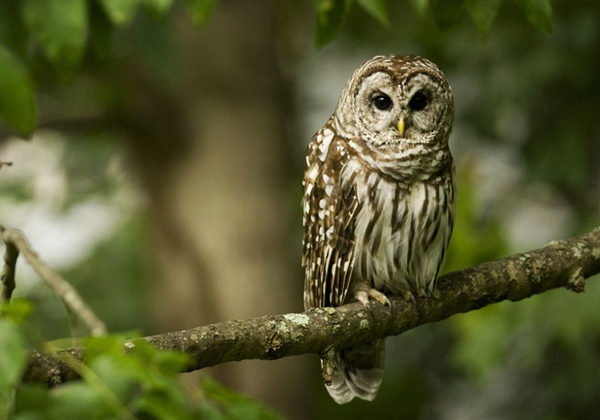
[343,159,454,295]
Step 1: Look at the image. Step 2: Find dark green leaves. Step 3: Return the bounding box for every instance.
[465,0,502,35]
[311,0,554,46]
[0,47,36,136]
[357,0,389,26]
[201,377,285,420]
[21,0,88,79]
[312,0,352,47]
[430,0,464,29]
[11,332,283,419]
[312,0,387,47]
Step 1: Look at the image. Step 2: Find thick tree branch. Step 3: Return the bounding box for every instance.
[23,227,600,386]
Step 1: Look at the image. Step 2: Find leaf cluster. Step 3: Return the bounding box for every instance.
[0,300,282,420]
[0,0,218,137]
[311,0,553,47]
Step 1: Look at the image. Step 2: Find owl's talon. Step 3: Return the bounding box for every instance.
[354,288,390,310]
[367,288,391,308]
[355,290,370,307]
[402,290,417,309]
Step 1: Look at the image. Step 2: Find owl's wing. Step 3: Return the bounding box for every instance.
[302,126,360,309]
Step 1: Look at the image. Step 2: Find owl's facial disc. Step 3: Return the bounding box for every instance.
[353,70,450,145]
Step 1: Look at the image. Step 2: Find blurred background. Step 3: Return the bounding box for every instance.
[0,1,599,419]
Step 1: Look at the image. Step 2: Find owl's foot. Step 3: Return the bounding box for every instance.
[354,288,391,309]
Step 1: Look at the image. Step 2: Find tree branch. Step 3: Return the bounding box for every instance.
[23,227,600,386]
[0,227,107,336]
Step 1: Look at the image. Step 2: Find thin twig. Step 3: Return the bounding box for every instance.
[0,226,19,302]
[0,227,107,336]
[22,226,600,386]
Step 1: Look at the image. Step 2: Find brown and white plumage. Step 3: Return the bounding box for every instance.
[302,55,456,404]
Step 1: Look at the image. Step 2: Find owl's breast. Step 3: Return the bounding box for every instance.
[345,159,454,296]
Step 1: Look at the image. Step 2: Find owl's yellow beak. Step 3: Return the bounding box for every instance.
[397,117,405,136]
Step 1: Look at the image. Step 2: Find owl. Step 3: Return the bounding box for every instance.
[302,55,455,404]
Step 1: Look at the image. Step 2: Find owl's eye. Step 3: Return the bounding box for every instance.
[408,91,428,111]
[373,94,392,111]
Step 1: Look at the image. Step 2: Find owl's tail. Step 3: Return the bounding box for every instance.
[323,339,385,404]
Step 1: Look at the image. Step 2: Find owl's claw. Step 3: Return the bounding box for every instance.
[354,288,391,310]
[368,288,391,308]
[402,290,418,310]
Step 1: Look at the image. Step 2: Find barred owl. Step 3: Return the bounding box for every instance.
[302,55,455,404]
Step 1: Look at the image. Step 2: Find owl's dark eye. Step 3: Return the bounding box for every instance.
[408,91,428,111]
[373,94,392,111]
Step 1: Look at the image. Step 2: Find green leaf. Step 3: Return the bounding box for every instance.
[14,385,51,418]
[0,2,28,56]
[184,0,219,25]
[47,382,109,420]
[430,0,465,29]
[0,299,34,324]
[356,0,388,26]
[514,0,553,33]
[88,1,115,60]
[465,0,501,35]
[312,0,352,48]
[202,377,284,420]
[98,0,140,25]
[0,47,36,136]
[0,319,26,395]
[21,0,88,79]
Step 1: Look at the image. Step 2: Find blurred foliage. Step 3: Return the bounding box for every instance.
[25,216,153,342]
[0,0,555,133]
[0,302,282,419]
[311,0,552,47]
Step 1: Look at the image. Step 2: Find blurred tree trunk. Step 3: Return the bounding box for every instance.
[124,1,311,418]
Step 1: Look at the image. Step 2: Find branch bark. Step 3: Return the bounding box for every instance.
[23,227,600,386]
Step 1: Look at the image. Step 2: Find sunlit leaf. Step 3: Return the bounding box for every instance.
[515,0,553,33]
[21,0,88,79]
[0,47,36,136]
[185,0,219,25]
[0,299,34,325]
[465,0,501,35]
[312,0,352,48]
[0,319,26,395]
[357,0,389,26]
[98,0,140,25]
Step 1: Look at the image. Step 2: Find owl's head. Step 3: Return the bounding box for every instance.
[335,55,454,147]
